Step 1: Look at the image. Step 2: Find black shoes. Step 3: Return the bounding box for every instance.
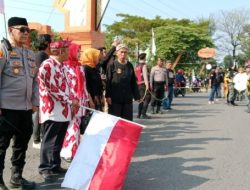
[39,171,55,181]
[9,174,35,189]
[230,101,238,106]
[52,167,67,175]
[156,110,163,114]
[141,114,151,119]
[39,167,67,181]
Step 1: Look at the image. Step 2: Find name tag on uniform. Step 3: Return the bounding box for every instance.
[12,61,21,66]
[10,51,18,57]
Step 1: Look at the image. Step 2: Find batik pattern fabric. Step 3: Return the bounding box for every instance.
[38,56,72,124]
[60,43,89,160]
[60,65,89,160]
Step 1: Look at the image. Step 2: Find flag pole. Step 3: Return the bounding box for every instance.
[3,12,7,38]
[0,0,7,38]
[80,105,146,128]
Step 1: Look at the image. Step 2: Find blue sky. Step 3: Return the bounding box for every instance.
[0,0,249,38]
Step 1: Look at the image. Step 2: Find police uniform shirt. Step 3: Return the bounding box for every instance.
[0,44,39,110]
[150,65,168,87]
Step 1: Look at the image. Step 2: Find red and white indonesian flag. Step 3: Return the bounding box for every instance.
[62,111,144,190]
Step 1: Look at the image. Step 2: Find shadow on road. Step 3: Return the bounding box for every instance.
[124,121,232,190]
[126,95,232,190]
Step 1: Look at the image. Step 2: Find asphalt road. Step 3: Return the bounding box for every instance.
[3,91,250,190]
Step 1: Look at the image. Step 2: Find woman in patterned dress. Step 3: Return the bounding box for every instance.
[60,43,89,161]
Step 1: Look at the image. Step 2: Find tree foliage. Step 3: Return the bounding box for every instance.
[104,14,214,65]
[29,30,39,51]
[155,25,214,63]
[240,24,250,60]
[29,30,62,52]
[212,9,250,64]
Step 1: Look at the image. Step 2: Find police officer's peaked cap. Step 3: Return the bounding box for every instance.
[8,17,28,27]
[138,53,146,60]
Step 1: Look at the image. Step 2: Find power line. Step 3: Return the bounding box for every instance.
[158,0,189,18]
[8,0,51,8]
[7,6,61,15]
[118,1,151,17]
[46,7,55,24]
[108,5,122,13]
[140,0,173,18]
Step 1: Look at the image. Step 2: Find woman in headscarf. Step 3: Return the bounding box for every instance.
[60,43,90,162]
[81,48,103,111]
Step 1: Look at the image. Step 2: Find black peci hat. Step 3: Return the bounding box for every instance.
[8,17,28,27]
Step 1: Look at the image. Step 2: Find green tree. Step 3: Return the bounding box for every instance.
[240,24,250,60]
[104,14,214,66]
[29,30,39,51]
[52,30,62,41]
[155,25,214,63]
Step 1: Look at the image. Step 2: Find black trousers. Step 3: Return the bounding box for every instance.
[32,111,44,143]
[151,82,165,108]
[39,120,68,173]
[0,109,33,172]
[109,103,133,121]
[137,84,151,116]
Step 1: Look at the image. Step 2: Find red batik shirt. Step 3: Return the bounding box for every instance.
[38,56,72,123]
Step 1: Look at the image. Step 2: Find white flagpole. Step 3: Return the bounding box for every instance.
[80,105,146,128]
[0,0,7,38]
[151,28,156,56]
[3,12,7,38]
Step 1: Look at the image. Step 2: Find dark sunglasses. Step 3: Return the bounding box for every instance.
[11,26,30,33]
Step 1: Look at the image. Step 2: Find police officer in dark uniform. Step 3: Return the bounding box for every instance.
[0,17,38,190]
[106,44,140,121]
